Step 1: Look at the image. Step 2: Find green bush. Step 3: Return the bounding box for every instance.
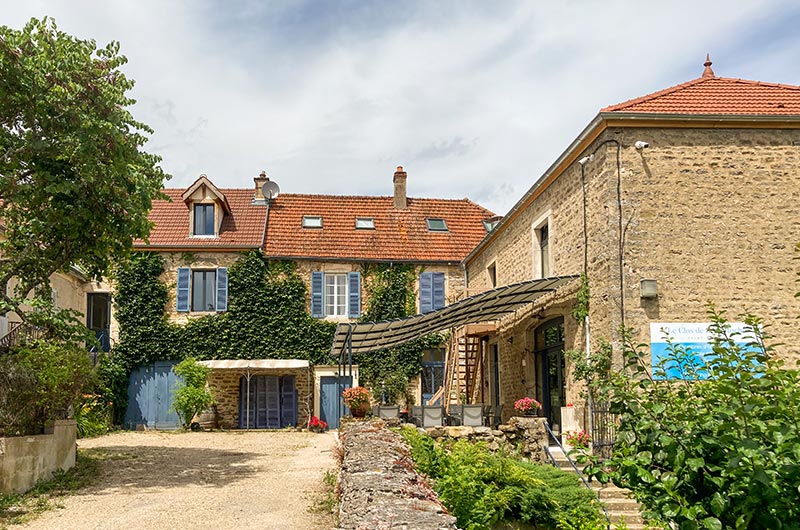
[400,427,605,530]
[584,307,800,530]
[0,340,95,436]
[73,393,113,438]
[171,357,213,429]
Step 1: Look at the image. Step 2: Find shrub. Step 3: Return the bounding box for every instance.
[170,357,213,429]
[73,394,113,438]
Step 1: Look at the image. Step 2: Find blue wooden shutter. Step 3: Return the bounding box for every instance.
[280,376,297,428]
[348,271,361,318]
[265,376,281,429]
[311,271,324,318]
[419,272,433,313]
[176,268,190,312]
[433,272,446,310]
[215,267,228,312]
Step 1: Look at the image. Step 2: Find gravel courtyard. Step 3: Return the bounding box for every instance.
[19,430,338,530]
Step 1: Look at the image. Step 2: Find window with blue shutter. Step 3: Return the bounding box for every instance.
[311,271,324,318]
[348,272,361,318]
[280,376,297,428]
[419,272,446,313]
[176,268,190,312]
[216,267,228,312]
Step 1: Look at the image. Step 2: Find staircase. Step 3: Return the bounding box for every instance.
[443,329,482,405]
[548,447,647,530]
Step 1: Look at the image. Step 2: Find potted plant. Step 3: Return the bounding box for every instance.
[342,386,371,418]
[514,397,542,416]
[307,415,328,433]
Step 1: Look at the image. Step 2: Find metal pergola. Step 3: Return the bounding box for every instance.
[330,275,578,418]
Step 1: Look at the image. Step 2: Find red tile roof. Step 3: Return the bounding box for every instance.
[135,189,266,248]
[601,76,800,115]
[263,194,495,262]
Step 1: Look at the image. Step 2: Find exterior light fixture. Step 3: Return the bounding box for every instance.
[640,278,658,299]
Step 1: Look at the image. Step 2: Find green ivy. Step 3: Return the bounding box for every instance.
[571,272,590,322]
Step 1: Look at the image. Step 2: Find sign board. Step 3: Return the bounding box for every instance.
[649,322,754,379]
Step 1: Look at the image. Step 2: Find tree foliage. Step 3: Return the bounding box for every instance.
[584,307,800,530]
[171,357,213,429]
[0,17,167,320]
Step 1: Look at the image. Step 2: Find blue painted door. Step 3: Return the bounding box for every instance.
[320,376,352,429]
[125,361,181,430]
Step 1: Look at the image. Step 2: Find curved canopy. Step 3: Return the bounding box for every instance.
[331,275,578,356]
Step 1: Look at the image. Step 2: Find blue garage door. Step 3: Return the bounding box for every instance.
[239,375,297,429]
[125,361,181,430]
[320,375,352,429]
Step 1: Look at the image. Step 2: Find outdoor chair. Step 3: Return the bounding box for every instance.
[446,404,464,426]
[377,405,400,419]
[421,405,445,427]
[484,404,504,428]
[410,406,423,427]
[462,404,484,427]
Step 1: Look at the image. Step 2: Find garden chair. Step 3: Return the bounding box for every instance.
[377,405,399,419]
[462,404,484,427]
[484,404,503,428]
[421,405,445,427]
[447,404,464,426]
[410,406,423,426]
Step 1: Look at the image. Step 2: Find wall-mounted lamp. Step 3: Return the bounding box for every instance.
[578,154,595,165]
[640,278,658,299]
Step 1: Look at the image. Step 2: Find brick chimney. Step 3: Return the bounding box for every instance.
[253,170,269,202]
[393,166,407,209]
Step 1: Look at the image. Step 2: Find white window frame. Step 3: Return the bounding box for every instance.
[532,210,552,280]
[324,273,348,317]
[355,217,375,229]
[302,215,323,228]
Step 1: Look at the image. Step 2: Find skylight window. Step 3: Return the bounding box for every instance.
[426,218,448,232]
[302,215,323,228]
[483,219,500,232]
[355,217,375,229]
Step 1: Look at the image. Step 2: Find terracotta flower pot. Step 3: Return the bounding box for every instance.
[350,404,370,418]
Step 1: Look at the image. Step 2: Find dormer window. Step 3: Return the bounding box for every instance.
[426,218,448,232]
[194,204,215,236]
[303,215,323,228]
[355,217,375,229]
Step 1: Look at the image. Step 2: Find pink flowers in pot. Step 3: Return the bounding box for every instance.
[513,397,542,415]
[342,386,371,410]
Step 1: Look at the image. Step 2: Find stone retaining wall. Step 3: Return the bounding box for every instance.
[337,420,458,530]
[425,416,549,463]
[0,419,77,494]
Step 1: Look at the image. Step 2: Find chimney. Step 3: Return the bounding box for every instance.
[253,170,269,201]
[393,166,407,209]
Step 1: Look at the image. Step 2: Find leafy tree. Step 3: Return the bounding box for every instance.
[171,357,213,429]
[0,17,167,321]
[584,308,800,530]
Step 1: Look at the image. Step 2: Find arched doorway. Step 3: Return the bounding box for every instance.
[533,317,565,435]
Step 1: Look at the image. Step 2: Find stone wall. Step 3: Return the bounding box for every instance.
[207,367,312,428]
[465,126,800,431]
[0,419,77,494]
[337,419,458,530]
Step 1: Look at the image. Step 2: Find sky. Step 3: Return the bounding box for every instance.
[3,1,800,215]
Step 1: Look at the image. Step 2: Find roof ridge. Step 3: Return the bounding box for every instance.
[712,76,800,91]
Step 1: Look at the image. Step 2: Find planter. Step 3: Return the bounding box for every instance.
[350,404,370,418]
[196,405,219,431]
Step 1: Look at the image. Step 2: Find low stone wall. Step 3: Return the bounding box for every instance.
[337,419,458,530]
[424,416,549,463]
[0,419,77,494]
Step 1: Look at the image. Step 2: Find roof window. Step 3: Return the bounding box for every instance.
[355,217,375,229]
[302,215,323,228]
[426,218,448,232]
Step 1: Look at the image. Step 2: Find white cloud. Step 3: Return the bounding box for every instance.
[2,0,798,213]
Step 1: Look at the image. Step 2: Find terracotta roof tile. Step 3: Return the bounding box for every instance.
[263,194,495,262]
[135,189,266,248]
[601,76,800,115]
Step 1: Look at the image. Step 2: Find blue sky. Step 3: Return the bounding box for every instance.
[3,1,799,214]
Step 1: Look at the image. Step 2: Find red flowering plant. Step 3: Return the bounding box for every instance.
[564,429,591,450]
[342,386,371,410]
[513,397,542,415]
[307,415,328,433]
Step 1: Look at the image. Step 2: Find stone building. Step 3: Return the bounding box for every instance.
[133,167,495,428]
[454,58,800,438]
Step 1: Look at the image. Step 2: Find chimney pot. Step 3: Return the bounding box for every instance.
[254,170,270,200]
[393,165,408,209]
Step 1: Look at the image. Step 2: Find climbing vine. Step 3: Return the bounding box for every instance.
[570,272,590,322]
[357,263,446,405]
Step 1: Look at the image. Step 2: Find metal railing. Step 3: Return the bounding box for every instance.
[542,420,610,530]
[0,322,49,355]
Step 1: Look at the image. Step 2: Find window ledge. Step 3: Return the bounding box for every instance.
[189,235,219,239]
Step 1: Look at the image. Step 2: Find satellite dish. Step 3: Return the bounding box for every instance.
[262,180,280,200]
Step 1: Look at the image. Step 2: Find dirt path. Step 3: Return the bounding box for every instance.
[19,430,338,530]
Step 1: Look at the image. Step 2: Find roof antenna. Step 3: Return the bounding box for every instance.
[702,53,715,78]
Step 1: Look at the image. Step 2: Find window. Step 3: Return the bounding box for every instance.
[487,263,497,288]
[539,224,550,278]
[355,217,375,229]
[483,219,500,232]
[302,215,323,228]
[419,272,445,313]
[176,267,228,312]
[426,218,448,232]
[193,204,215,236]
[311,271,361,318]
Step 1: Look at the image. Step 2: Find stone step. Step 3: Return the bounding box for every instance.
[610,510,644,525]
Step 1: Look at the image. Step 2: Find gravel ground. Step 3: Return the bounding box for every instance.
[19,430,338,530]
